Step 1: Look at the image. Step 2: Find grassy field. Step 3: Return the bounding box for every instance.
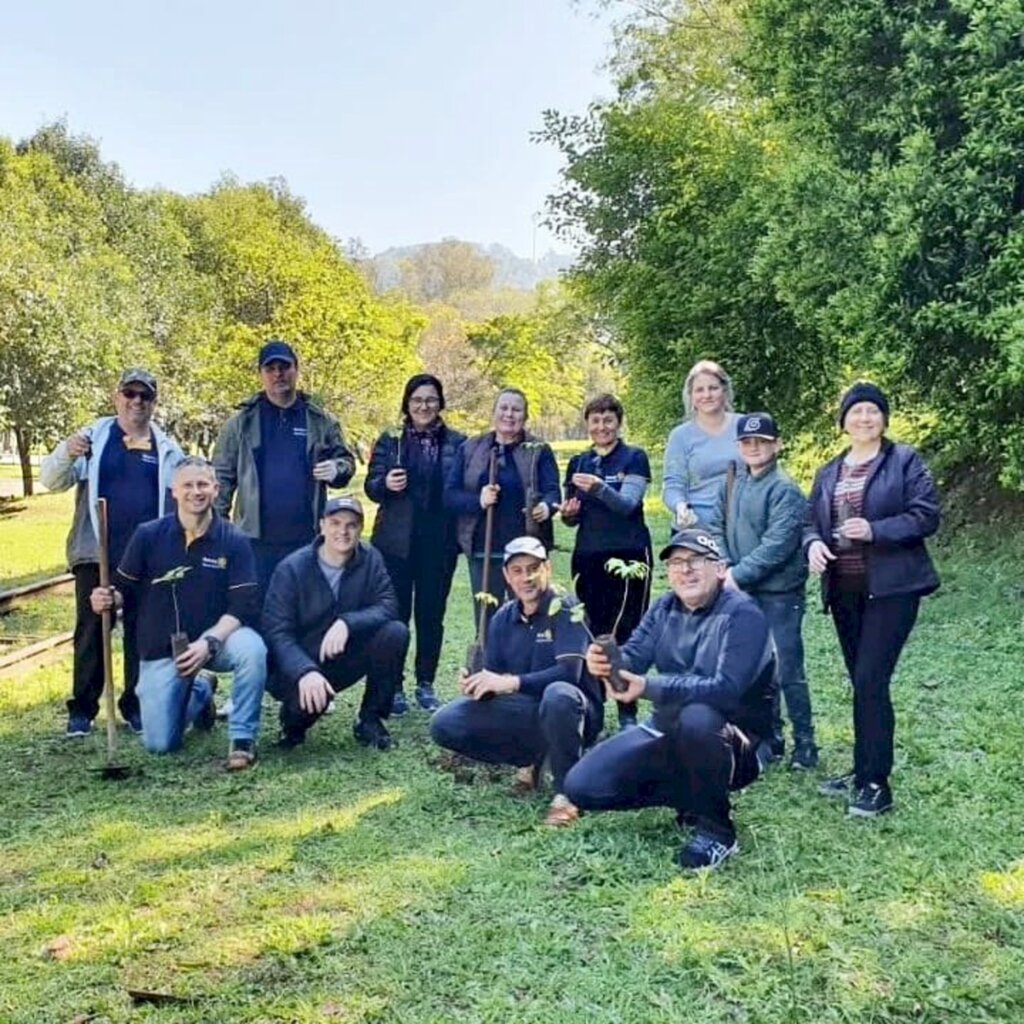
[2,456,1023,1022]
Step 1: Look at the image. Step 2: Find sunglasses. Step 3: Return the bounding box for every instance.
[121,389,154,402]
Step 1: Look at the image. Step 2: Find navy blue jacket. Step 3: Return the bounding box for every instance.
[262,538,399,686]
[622,586,775,740]
[803,439,940,609]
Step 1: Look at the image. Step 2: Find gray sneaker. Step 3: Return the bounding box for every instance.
[789,740,819,771]
[818,772,856,799]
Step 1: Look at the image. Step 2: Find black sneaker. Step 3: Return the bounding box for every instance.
[848,782,893,818]
[678,831,738,871]
[275,732,306,750]
[768,736,786,762]
[66,714,92,738]
[353,717,393,751]
[789,740,819,771]
[391,690,409,717]
[618,709,639,730]
[819,772,856,799]
[415,684,442,713]
[122,709,143,735]
[194,673,219,732]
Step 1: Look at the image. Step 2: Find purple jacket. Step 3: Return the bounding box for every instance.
[804,440,940,609]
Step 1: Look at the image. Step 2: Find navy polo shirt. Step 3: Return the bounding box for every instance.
[98,422,161,566]
[257,396,314,545]
[117,513,259,661]
[565,441,651,552]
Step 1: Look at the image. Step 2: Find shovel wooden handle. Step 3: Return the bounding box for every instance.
[96,499,118,760]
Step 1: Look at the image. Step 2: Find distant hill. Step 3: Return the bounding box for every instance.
[371,241,574,293]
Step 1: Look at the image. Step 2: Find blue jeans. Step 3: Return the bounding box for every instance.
[754,591,814,745]
[137,627,267,753]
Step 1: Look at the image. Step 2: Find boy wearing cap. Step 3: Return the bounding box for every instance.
[708,412,817,769]
[564,529,774,870]
[90,457,266,768]
[262,496,408,751]
[41,368,184,738]
[430,537,603,826]
[213,339,357,595]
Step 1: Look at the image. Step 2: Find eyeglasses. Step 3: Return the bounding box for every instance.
[120,389,154,402]
[409,397,440,408]
[666,556,712,573]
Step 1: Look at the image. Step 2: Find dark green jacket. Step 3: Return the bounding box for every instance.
[708,461,808,595]
[213,392,355,540]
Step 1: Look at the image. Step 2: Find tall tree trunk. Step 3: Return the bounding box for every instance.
[13,424,34,497]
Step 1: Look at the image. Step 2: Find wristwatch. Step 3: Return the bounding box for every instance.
[203,635,223,660]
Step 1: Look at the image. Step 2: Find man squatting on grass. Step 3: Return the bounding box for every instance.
[564,529,775,871]
[261,496,409,752]
[90,457,266,770]
[708,412,818,770]
[430,536,603,827]
[41,368,184,738]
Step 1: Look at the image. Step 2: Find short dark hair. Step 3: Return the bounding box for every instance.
[400,373,446,420]
[583,393,624,422]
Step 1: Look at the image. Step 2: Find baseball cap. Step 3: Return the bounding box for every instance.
[258,339,298,368]
[322,496,364,520]
[503,536,548,565]
[118,368,157,396]
[658,529,723,562]
[736,412,780,440]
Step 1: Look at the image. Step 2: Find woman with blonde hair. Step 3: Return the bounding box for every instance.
[662,360,741,529]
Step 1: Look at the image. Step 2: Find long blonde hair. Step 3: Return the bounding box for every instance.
[682,360,735,419]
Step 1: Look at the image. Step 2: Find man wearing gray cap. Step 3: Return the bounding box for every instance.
[430,536,602,826]
[42,368,184,738]
[261,495,408,751]
[213,339,357,595]
[564,529,775,871]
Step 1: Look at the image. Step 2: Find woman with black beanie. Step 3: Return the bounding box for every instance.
[365,374,466,714]
[804,381,940,817]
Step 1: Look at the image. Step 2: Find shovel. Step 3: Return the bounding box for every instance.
[92,498,133,780]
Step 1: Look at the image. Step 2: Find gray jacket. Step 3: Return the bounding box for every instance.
[40,416,184,568]
[212,392,355,540]
[708,460,808,595]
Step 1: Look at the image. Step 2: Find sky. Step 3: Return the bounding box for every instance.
[0,1,616,258]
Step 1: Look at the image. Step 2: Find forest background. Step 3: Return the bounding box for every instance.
[4,0,1024,497]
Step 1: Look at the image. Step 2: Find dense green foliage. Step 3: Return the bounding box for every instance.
[545,0,1024,481]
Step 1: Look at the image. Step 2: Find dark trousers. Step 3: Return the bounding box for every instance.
[564,704,762,843]
[829,584,920,787]
[253,539,309,602]
[754,591,815,745]
[571,545,652,725]
[269,620,409,740]
[69,562,139,720]
[382,538,456,686]
[430,683,603,793]
[467,554,507,617]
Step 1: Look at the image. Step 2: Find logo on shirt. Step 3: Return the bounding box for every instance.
[535,629,553,643]
[141,453,159,465]
[293,426,308,438]
[201,556,228,570]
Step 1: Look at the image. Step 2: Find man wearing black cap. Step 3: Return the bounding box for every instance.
[213,339,356,595]
[708,412,817,770]
[261,496,408,751]
[41,368,184,738]
[430,536,602,826]
[564,529,775,870]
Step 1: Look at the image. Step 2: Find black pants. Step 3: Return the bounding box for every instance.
[69,562,140,720]
[571,544,652,724]
[564,704,761,843]
[382,537,457,686]
[829,583,920,787]
[269,620,409,740]
[430,683,603,793]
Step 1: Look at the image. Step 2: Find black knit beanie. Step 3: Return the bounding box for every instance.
[400,373,446,419]
[838,381,889,427]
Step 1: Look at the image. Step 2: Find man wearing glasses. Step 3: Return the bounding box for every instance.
[42,368,184,738]
[564,529,776,871]
[213,339,357,596]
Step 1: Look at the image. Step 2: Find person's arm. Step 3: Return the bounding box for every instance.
[730,485,806,589]
[619,600,664,674]
[363,433,393,504]
[224,532,260,627]
[516,602,587,696]
[590,475,648,517]
[338,551,400,636]
[321,413,357,487]
[212,416,240,519]
[644,601,769,716]
[261,562,320,684]
[707,478,728,556]
[560,455,581,526]
[40,432,89,492]
[868,448,941,546]
[443,447,482,516]
[661,426,690,512]
[802,468,827,551]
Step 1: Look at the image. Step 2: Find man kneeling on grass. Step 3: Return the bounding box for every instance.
[262,496,408,752]
[90,456,266,770]
[563,530,775,870]
[430,536,603,826]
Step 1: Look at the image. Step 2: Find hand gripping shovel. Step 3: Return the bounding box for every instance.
[92,498,133,780]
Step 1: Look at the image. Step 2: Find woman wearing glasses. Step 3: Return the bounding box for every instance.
[365,374,466,714]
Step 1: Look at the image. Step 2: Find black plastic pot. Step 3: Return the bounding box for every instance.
[596,634,628,693]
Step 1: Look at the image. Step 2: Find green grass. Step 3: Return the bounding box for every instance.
[0,491,75,589]
[2,470,1024,1022]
